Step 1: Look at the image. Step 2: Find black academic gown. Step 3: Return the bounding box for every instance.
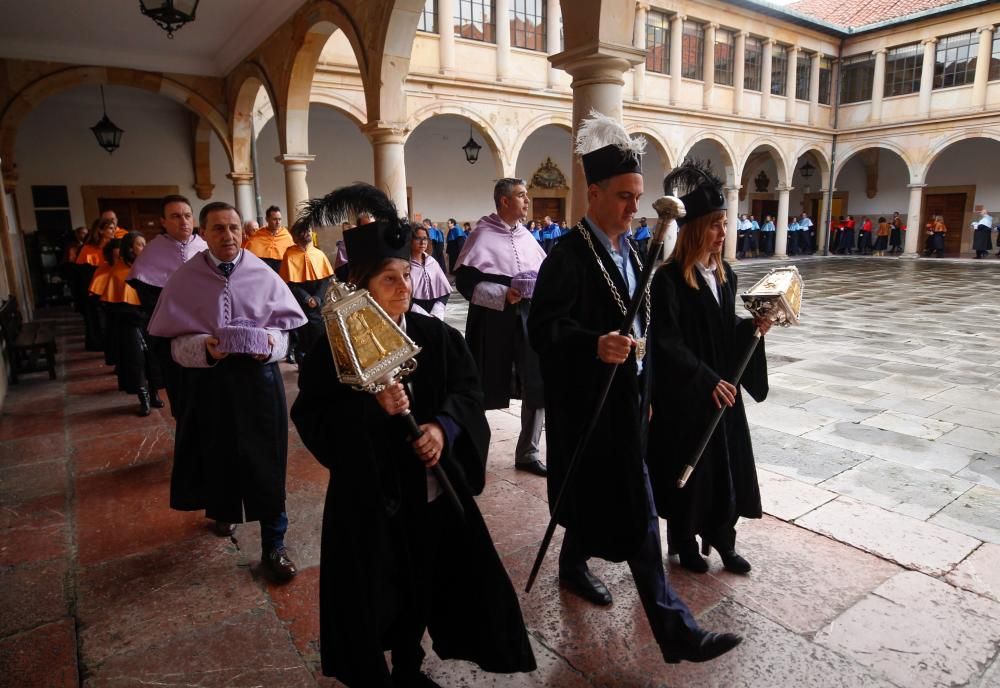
[455,267,544,410]
[290,312,535,687]
[107,301,163,394]
[527,221,651,563]
[170,353,288,524]
[287,277,330,359]
[76,264,103,352]
[646,261,768,544]
[127,279,174,413]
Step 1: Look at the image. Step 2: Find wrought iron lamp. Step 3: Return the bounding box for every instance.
[91,87,124,154]
[461,126,482,164]
[139,0,200,38]
[799,159,816,179]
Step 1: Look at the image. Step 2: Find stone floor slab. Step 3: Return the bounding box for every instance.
[0,618,79,688]
[83,609,316,687]
[73,424,173,475]
[757,468,836,520]
[928,485,1000,545]
[423,634,592,688]
[933,405,1000,433]
[927,386,1000,415]
[0,559,68,637]
[815,571,1000,688]
[795,496,980,576]
[0,432,67,469]
[956,453,1000,489]
[744,404,834,436]
[861,373,956,399]
[616,600,896,688]
[938,425,1000,454]
[866,393,953,418]
[946,543,1000,604]
[803,422,977,474]
[752,426,869,484]
[802,381,889,404]
[0,493,68,566]
[818,457,974,520]
[861,409,956,440]
[795,397,883,423]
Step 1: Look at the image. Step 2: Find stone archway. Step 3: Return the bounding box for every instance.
[515,122,574,222]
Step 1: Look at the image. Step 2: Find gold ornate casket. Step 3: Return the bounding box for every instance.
[740,265,803,327]
[321,280,421,393]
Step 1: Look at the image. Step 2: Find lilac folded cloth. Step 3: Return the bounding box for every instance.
[216,318,271,356]
[511,270,538,299]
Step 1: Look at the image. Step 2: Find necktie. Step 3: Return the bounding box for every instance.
[219,262,235,277]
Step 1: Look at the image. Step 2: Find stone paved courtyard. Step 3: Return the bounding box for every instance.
[1,256,999,687]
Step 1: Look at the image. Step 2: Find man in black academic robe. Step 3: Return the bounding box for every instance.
[528,112,741,666]
[291,308,535,687]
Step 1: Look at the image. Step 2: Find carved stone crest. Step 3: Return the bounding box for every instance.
[530,158,568,189]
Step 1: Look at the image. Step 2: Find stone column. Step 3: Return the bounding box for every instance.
[972,25,995,110]
[365,125,409,219]
[274,154,315,221]
[550,43,645,220]
[761,39,773,119]
[809,51,821,125]
[732,31,746,115]
[724,186,740,261]
[228,172,256,224]
[438,0,455,74]
[785,45,798,122]
[903,183,925,256]
[496,0,511,81]
[669,13,684,105]
[632,2,648,100]
[703,22,717,110]
[918,38,937,116]
[774,185,791,258]
[871,48,887,122]
[547,0,562,88]
[817,187,832,254]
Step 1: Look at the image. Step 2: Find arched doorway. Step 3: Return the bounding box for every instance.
[404,114,504,226]
[924,136,1000,256]
[835,145,913,252]
[515,123,573,224]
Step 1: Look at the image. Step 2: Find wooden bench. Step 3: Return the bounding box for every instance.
[0,297,57,384]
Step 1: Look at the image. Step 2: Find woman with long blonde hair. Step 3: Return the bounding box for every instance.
[646,161,771,575]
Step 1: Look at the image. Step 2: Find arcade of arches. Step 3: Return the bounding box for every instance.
[1,0,998,324]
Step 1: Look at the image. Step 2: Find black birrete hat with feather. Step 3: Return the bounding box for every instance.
[294,183,411,282]
[662,158,725,226]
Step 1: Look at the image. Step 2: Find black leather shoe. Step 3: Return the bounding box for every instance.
[559,568,612,606]
[137,389,151,417]
[663,628,743,664]
[718,550,752,574]
[676,541,709,574]
[211,520,237,537]
[150,389,165,408]
[391,670,442,688]
[515,459,547,477]
[262,547,298,583]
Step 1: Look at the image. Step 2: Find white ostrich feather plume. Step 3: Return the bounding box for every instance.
[574,110,647,157]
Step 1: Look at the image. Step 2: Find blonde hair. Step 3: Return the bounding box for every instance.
[669,210,728,290]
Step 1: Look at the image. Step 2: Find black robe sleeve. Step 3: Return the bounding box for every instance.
[454,265,511,302]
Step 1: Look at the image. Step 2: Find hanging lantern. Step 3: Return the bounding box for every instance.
[91,87,124,154]
[799,160,816,179]
[139,0,200,39]
[462,126,482,165]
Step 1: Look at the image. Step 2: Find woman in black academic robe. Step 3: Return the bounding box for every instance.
[647,208,770,575]
[290,217,534,688]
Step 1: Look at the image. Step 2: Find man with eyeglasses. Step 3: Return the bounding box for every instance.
[453,178,549,477]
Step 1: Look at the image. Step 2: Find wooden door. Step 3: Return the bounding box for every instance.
[751,199,779,222]
[531,197,564,223]
[98,198,163,241]
[924,193,966,256]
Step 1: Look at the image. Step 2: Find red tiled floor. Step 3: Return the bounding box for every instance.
[84,609,316,687]
[0,559,68,637]
[269,565,322,657]
[74,459,204,565]
[77,537,267,667]
[0,618,79,688]
[73,424,173,475]
[0,409,65,442]
[0,493,68,566]
[0,432,67,469]
[0,459,67,506]
[67,404,163,442]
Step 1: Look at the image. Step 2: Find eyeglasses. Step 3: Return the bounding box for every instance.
[413,237,429,242]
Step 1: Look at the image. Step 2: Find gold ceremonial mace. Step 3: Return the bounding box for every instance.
[524,195,685,594]
[321,280,465,518]
[676,266,803,488]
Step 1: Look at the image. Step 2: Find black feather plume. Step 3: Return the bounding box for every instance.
[295,183,402,231]
[663,157,723,197]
